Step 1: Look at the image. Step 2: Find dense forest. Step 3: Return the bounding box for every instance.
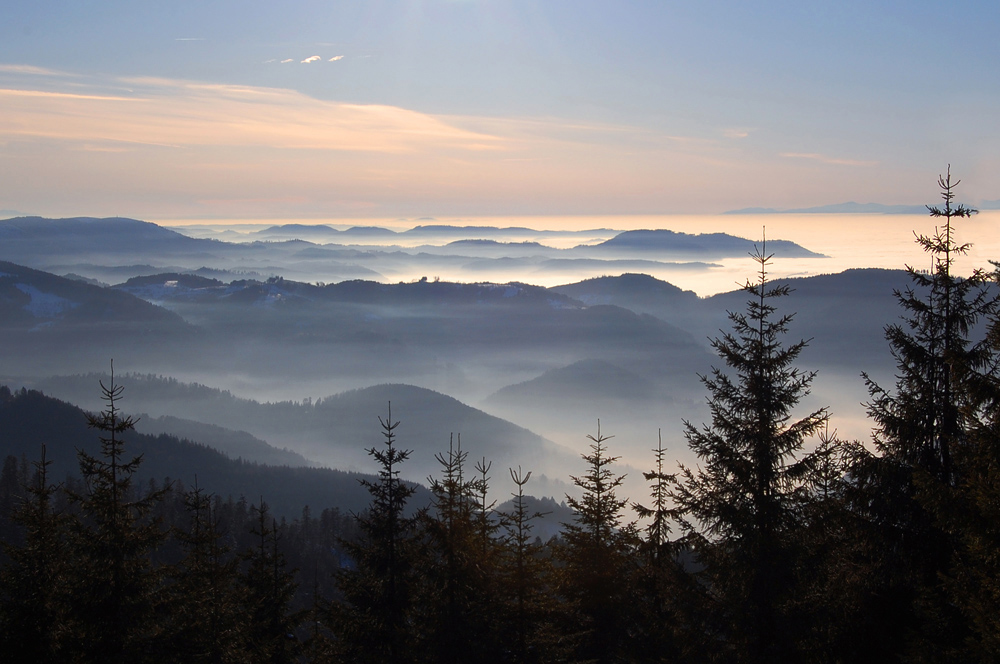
[3,173,1000,663]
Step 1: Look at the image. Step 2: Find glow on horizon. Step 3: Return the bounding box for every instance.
[161,210,1000,298]
[0,67,961,221]
[2,2,999,220]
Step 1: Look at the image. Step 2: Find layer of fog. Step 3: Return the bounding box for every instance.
[3,212,978,504]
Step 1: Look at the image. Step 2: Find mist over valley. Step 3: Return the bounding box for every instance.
[0,214,915,504]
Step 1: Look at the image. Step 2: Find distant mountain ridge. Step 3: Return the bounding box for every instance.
[0,216,221,254]
[0,386,427,517]
[0,217,825,291]
[0,260,188,331]
[585,229,824,257]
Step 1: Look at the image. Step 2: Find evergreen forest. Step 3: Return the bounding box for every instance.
[4,172,1000,663]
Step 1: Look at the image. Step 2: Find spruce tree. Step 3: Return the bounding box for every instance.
[631,431,690,663]
[0,446,70,663]
[557,423,638,664]
[859,168,997,659]
[417,436,502,664]
[669,239,828,663]
[64,368,166,664]
[332,403,421,664]
[240,498,300,664]
[163,483,247,663]
[500,466,554,664]
[865,166,994,484]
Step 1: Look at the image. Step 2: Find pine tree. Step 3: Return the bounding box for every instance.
[417,436,502,664]
[631,431,689,663]
[557,422,638,664]
[64,368,167,664]
[163,483,247,663]
[332,403,421,664]
[860,168,998,659]
[669,239,828,663]
[788,428,868,662]
[240,498,300,664]
[865,166,994,484]
[498,467,565,664]
[0,446,70,663]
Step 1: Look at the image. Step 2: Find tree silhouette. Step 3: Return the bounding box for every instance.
[631,431,690,663]
[861,168,1000,658]
[241,498,300,664]
[64,367,167,664]
[558,422,638,664]
[669,238,828,662]
[163,483,247,663]
[0,446,70,663]
[333,403,421,664]
[418,435,502,664]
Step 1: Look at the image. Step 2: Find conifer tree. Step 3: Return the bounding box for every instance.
[859,168,998,658]
[500,466,557,664]
[241,498,300,664]
[558,423,638,664]
[332,403,421,664]
[418,436,502,664]
[64,368,167,664]
[865,166,994,484]
[941,364,1000,660]
[631,431,689,663]
[163,483,247,663]
[669,240,828,663]
[0,446,70,663]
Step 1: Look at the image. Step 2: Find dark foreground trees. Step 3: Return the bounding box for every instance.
[330,404,421,664]
[557,423,638,664]
[66,370,167,664]
[669,239,829,662]
[0,447,69,663]
[858,167,1000,659]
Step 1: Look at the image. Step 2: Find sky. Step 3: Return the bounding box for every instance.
[2,1,999,221]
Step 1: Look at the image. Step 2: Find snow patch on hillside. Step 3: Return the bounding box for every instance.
[15,283,79,318]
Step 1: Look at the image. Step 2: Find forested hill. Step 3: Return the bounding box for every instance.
[0,385,424,517]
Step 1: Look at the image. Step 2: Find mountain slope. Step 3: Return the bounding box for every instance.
[0,386,427,517]
[20,375,579,489]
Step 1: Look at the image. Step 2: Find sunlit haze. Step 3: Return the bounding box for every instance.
[3,2,999,221]
[164,211,1000,296]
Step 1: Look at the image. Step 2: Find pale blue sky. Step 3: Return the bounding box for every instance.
[2,1,998,219]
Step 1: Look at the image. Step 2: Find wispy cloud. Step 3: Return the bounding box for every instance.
[780,152,878,167]
[280,59,294,64]
[723,128,750,139]
[0,64,71,77]
[301,56,322,64]
[0,69,883,217]
[0,75,504,154]
[329,55,345,62]
[0,88,139,102]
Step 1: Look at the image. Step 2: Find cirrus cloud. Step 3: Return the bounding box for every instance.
[0,75,505,154]
[301,56,322,64]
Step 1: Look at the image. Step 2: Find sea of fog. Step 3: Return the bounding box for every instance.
[136,210,1000,496]
[161,211,1000,297]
